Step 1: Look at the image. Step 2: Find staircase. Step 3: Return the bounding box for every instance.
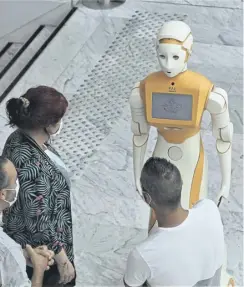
[0,26,55,95]
[0,7,77,103]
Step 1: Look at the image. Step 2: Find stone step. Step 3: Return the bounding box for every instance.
[0,43,23,74]
[0,26,55,96]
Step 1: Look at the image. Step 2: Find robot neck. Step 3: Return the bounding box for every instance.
[176,64,188,77]
[182,63,188,73]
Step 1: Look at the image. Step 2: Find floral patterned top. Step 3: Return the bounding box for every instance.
[2,130,74,262]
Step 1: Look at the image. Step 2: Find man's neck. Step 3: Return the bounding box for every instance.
[156,207,189,228]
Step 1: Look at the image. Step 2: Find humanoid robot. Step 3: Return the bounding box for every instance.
[129,21,234,286]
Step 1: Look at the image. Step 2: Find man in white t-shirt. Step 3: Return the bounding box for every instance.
[124,157,233,287]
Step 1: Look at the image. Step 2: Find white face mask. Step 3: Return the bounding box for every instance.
[47,119,63,138]
[3,179,20,207]
[52,119,63,137]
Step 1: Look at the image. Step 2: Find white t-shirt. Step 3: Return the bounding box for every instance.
[124,199,225,287]
[0,226,31,287]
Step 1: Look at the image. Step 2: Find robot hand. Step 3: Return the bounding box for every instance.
[216,185,230,208]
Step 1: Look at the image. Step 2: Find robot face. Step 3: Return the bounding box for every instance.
[157,43,187,78]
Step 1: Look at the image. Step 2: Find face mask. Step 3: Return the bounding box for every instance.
[143,192,152,206]
[3,179,20,207]
[47,119,63,138]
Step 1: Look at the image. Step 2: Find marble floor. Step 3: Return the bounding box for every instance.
[0,0,243,286]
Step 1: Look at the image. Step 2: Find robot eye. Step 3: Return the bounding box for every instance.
[173,55,179,60]
[160,55,165,59]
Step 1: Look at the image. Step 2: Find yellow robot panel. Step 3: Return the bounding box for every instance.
[140,70,213,144]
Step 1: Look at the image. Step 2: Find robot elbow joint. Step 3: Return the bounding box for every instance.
[220,122,234,143]
[131,121,141,136]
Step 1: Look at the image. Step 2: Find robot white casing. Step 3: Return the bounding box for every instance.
[129,20,234,286]
[129,20,233,209]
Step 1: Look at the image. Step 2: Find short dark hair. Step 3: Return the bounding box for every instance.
[0,156,8,190]
[140,157,183,209]
[6,86,68,129]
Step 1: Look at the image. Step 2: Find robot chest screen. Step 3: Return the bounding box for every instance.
[152,93,193,121]
[142,70,213,131]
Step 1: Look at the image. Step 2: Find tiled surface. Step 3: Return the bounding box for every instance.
[141,0,243,9]
[71,106,243,285]
[0,0,242,286]
[52,10,188,176]
[53,16,128,94]
[72,1,242,285]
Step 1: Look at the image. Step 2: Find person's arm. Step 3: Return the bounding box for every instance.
[1,246,32,287]
[25,245,49,287]
[13,148,74,283]
[31,271,44,287]
[124,248,151,287]
[9,148,63,256]
[17,151,74,284]
[23,245,55,272]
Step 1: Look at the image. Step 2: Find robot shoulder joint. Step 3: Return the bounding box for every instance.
[206,87,228,114]
[129,82,143,108]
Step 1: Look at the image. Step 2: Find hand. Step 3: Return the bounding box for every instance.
[25,245,49,272]
[57,260,75,284]
[55,248,75,284]
[34,246,55,270]
[216,185,230,208]
[25,246,54,270]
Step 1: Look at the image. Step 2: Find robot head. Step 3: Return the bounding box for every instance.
[156,21,193,78]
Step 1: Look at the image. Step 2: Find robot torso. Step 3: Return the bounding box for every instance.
[140,70,213,143]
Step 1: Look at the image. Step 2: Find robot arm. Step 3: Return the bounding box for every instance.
[129,82,150,196]
[206,87,233,206]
